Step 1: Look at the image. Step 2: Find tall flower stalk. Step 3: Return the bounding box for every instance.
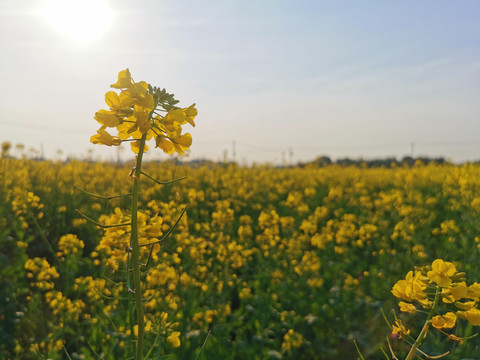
[129,133,147,358]
[83,69,197,359]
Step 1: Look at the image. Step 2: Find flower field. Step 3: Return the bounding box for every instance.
[2,158,480,359]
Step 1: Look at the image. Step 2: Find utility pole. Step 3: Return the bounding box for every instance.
[410,142,415,157]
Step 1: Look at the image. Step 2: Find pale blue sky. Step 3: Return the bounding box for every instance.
[1,0,479,164]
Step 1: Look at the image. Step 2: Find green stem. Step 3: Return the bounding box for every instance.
[131,133,147,359]
[405,286,441,360]
[29,211,64,272]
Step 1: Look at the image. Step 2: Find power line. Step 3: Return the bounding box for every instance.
[196,140,480,154]
[0,119,92,134]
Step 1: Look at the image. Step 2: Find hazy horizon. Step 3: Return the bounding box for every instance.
[1,1,479,165]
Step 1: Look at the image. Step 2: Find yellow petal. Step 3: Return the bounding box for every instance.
[443,312,457,328]
[432,259,456,277]
[449,282,468,300]
[133,106,150,134]
[90,129,122,146]
[399,301,417,313]
[131,141,148,154]
[117,121,137,140]
[156,137,174,154]
[184,104,197,127]
[165,108,187,124]
[124,81,148,98]
[173,133,192,148]
[145,129,155,141]
[431,312,457,329]
[167,331,181,348]
[137,94,155,111]
[468,282,480,299]
[455,300,476,311]
[105,91,120,108]
[111,68,133,89]
[94,109,122,127]
[458,308,480,326]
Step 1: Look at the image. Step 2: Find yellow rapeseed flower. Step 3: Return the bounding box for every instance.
[94,109,122,127]
[399,301,417,313]
[427,259,456,288]
[467,282,480,300]
[431,312,457,329]
[167,331,181,348]
[391,271,427,303]
[110,68,133,89]
[457,308,480,326]
[392,319,410,338]
[442,282,468,303]
[90,128,122,146]
[454,300,476,311]
[91,69,197,155]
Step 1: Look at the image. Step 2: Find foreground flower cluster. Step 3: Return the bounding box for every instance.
[88,69,199,359]
[393,259,480,334]
[383,259,480,359]
[91,69,197,154]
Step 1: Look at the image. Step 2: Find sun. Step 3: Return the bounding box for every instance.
[40,0,113,44]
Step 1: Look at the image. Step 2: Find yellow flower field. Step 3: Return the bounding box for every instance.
[2,157,480,359]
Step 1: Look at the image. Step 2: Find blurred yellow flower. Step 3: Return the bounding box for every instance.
[133,321,152,337]
[392,319,410,338]
[448,334,463,343]
[167,331,181,348]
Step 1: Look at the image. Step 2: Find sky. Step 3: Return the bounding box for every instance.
[1,0,480,164]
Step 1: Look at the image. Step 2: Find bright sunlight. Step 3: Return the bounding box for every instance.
[40,0,113,45]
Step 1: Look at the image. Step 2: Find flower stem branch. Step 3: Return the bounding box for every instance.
[29,211,63,272]
[140,171,187,185]
[75,209,131,228]
[74,184,132,200]
[138,205,188,248]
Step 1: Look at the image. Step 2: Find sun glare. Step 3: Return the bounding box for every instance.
[41,0,113,44]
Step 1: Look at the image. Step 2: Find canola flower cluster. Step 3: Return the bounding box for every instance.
[56,234,84,261]
[91,69,197,154]
[24,257,59,291]
[281,329,304,351]
[392,259,480,342]
[93,206,167,271]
